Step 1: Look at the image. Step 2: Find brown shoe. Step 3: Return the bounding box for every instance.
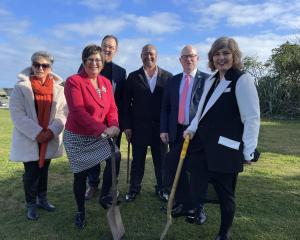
[85,186,98,200]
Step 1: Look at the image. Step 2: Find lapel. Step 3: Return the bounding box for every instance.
[153,67,163,93]
[111,62,117,84]
[191,70,202,100]
[174,73,183,110]
[200,73,231,120]
[111,62,117,93]
[21,78,39,122]
[81,72,105,108]
[137,67,151,90]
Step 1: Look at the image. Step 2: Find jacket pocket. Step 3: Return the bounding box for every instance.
[218,136,240,150]
[224,87,231,93]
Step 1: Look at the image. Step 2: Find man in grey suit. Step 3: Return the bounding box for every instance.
[160,45,209,224]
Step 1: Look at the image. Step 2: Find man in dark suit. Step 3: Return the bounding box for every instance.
[80,35,126,200]
[160,45,209,224]
[123,44,173,202]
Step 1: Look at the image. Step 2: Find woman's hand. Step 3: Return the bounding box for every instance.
[36,129,54,143]
[36,131,48,143]
[183,130,195,140]
[103,126,120,138]
[44,129,54,141]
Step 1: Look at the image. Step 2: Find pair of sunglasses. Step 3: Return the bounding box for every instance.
[32,62,51,69]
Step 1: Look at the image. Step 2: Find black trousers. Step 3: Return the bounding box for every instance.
[87,133,122,188]
[129,139,167,193]
[162,124,191,208]
[73,154,121,212]
[23,160,51,205]
[188,150,237,236]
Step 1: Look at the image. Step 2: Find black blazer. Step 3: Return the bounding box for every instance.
[78,62,126,129]
[190,68,247,173]
[123,67,173,145]
[160,70,209,143]
[110,63,126,130]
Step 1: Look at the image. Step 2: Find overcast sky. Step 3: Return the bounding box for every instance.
[0,0,299,87]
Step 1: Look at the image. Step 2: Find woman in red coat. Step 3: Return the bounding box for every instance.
[64,44,120,229]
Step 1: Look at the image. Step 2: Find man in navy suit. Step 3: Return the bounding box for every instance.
[81,35,127,200]
[123,44,173,202]
[160,45,209,224]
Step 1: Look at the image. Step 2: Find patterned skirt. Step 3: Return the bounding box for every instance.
[63,130,113,173]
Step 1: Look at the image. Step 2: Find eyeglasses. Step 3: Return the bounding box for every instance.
[32,62,51,69]
[181,54,198,60]
[102,44,116,50]
[86,58,103,64]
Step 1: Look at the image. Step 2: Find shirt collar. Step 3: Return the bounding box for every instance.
[143,66,158,80]
[183,68,197,79]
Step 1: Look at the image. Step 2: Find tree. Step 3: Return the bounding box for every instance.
[270,42,300,117]
[243,56,268,85]
[243,42,300,118]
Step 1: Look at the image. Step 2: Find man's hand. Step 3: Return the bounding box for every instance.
[124,129,132,142]
[160,133,169,144]
[103,126,120,138]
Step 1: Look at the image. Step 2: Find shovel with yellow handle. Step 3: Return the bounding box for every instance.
[160,136,190,240]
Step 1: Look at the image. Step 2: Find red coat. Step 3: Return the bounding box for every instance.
[64,71,118,137]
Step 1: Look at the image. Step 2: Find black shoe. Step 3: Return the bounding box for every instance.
[99,194,122,209]
[125,192,138,202]
[160,203,193,218]
[27,205,39,220]
[185,207,207,225]
[99,195,112,209]
[215,234,229,240]
[74,212,86,229]
[157,190,169,202]
[37,199,55,212]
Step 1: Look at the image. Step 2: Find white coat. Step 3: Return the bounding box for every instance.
[9,67,67,162]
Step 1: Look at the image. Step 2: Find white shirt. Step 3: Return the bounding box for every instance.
[187,72,260,161]
[179,68,197,125]
[144,67,158,93]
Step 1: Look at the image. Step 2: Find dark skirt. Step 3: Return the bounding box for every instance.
[63,130,112,173]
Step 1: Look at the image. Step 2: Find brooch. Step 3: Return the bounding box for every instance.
[101,86,106,93]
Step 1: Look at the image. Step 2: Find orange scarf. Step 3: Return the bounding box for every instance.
[30,76,53,168]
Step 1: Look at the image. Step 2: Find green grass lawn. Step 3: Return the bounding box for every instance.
[0,108,299,240]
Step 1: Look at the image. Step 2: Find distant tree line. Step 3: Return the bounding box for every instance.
[243,41,300,119]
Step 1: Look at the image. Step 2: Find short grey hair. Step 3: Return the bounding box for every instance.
[31,51,54,65]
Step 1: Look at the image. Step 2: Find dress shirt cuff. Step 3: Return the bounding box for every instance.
[243,150,254,161]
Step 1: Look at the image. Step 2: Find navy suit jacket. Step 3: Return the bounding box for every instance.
[160,70,210,143]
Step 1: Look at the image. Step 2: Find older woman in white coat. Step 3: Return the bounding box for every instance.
[9,51,67,220]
